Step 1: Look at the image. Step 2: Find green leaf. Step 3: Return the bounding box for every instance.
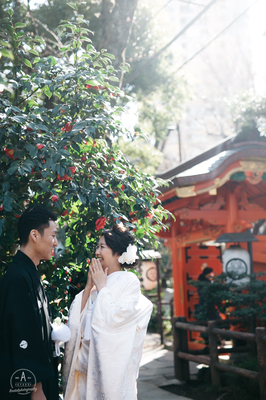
[11,106,21,112]
[0,217,6,236]
[34,36,45,44]
[26,143,38,158]
[57,165,65,177]
[86,80,99,86]
[43,85,52,99]
[52,104,61,115]
[77,252,85,264]
[22,159,34,173]
[0,49,14,60]
[120,65,129,72]
[7,161,20,176]
[14,22,26,29]
[38,180,51,192]
[89,193,97,202]
[54,91,61,99]
[47,56,57,66]
[71,142,80,152]
[42,170,48,178]
[80,37,92,43]
[108,76,119,82]
[8,9,14,16]
[3,196,13,212]
[0,41,10,48]
[105,53,116,60]
[29,49,39,56]
[65,193,74,200]
[10,115,26,124]
[60,46,70,52]
[67,2,77,9]
[104,202,111,215]
[18,166,25,175]
[3,24,14,35]
[78,194,87,205]
[22,58,32,68]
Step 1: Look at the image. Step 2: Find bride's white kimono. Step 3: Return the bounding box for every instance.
[63,270,153,400]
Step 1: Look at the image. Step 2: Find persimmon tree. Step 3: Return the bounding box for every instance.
[0,9,170,318]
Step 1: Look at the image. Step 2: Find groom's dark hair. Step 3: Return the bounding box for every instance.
[18,206,57,245]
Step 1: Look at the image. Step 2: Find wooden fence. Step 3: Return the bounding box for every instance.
[173,316,266,400]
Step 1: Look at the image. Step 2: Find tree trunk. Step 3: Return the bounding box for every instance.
[98,0,139,69]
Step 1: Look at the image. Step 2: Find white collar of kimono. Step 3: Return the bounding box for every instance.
[106,270,126,287]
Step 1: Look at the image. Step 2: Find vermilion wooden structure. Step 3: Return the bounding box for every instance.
[157,136,266,328]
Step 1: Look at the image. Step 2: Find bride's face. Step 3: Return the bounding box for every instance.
[95,236,118,270]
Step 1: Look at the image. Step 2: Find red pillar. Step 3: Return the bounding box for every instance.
[171,218,185,317]
[226,190,238,232]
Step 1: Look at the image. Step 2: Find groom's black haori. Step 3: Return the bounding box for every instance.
[0,206,59,400]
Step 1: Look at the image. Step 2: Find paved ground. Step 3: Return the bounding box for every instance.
[137,333,197,400]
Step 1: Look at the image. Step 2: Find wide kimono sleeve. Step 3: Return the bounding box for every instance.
[1,273,55,386]
[88,272,152,400]
[92,272,141,332]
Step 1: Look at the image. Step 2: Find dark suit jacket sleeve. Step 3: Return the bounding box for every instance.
[4,274,55,384]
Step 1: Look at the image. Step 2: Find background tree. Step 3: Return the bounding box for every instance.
[0,9,171,322]
[117,137,164,175]
[0,0,190,165]
[227,90,266,137]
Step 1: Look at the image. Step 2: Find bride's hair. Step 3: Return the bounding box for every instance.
[102,224,138,268]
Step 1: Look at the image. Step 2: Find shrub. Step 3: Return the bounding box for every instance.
[0,9,171,319]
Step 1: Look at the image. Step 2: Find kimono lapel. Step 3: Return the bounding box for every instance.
[37,279,52,342]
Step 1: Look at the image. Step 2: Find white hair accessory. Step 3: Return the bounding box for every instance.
[118,244,139,264]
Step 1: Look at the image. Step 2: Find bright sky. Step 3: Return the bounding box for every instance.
[26,0,266,94]
[249,0,266,93]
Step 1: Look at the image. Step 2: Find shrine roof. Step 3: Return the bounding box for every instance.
[157,136,266,194]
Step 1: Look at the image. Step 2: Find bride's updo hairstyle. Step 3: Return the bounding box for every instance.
[102,224,138,268]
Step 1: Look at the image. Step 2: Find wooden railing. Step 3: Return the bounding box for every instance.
[173,316,266,400]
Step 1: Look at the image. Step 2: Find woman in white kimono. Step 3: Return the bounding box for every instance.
[63,224,153,400]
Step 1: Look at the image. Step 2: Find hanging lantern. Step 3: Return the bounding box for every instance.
[137,250,161,290]
[222,245,250,285]
[139,260,157,291]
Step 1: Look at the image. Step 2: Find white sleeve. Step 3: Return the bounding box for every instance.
[91,274,141,332]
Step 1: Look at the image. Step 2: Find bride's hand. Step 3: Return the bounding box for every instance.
[90,258,108,292]
[80,266,93,312]
[85,267,93,290]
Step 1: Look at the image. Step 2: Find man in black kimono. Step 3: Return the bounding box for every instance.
[0,206,59,400]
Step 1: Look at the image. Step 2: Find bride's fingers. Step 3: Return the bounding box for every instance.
[93,258,102,271]
[95,259,102,269]
[90,259,102,275]
[90,260,96,272]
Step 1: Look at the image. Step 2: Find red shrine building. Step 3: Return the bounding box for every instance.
[157,135,266,339]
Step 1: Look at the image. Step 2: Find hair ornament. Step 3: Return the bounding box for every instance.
[118,244,139,264]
